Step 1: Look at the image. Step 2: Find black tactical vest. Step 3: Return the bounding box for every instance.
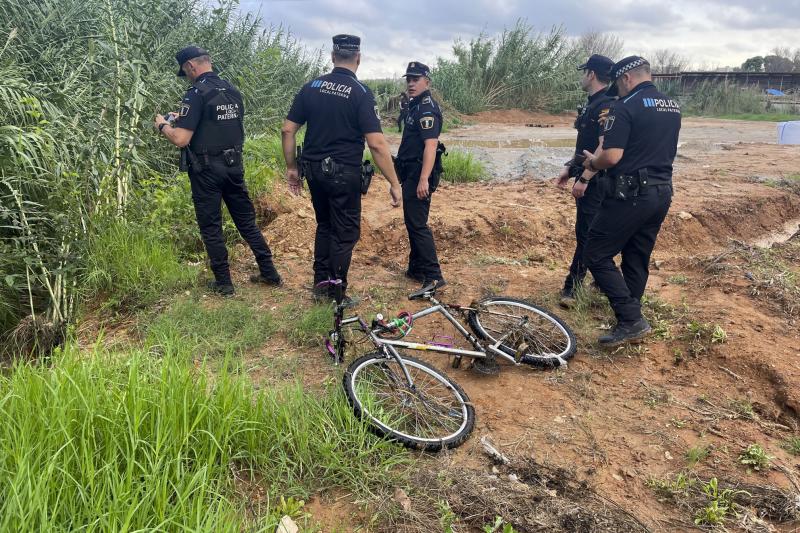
[189,78,245,154]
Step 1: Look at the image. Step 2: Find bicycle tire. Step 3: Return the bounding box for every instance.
[467,297,576,368]
[343,353,475,451]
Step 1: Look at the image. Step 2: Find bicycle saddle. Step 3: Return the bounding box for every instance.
[408,279,447,301]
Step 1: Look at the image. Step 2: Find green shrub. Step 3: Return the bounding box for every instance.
[442,149,488,183]
[0,344,408,531]
[84,221,196,310]
[433,21,582,114]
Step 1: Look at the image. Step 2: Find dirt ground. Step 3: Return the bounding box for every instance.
[239,111,800,532]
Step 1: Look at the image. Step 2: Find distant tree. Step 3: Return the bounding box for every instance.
[763,54,795,72]
[576,31,624,61]
[741,56,764,72]
[649,48,689,74]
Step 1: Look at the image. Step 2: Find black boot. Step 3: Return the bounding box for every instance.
[250,269,282,286]
[207,280,235,296]
[598,318,651,347]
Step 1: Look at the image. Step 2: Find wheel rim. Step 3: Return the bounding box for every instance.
[475,300,572,360]
[349,357,470,444]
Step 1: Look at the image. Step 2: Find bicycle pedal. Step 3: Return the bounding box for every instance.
[472,357,500,376]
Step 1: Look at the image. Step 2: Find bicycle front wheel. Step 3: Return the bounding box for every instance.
[468,297,576,368]
[343,353,475,451]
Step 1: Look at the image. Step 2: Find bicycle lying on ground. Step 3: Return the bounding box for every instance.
[320,280,577,451]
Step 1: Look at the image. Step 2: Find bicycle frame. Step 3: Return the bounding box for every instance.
[337,294,524,369]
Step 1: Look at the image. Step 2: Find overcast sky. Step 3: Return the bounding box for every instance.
[238,0,800,78]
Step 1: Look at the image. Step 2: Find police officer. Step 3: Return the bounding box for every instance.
[155,46,281,296]
[395,61,446,291]
[581,56,681,346]
[281,35,402,301]
[556,54,615,308]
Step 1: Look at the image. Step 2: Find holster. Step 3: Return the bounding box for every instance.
[360,160,374,195]
[221,148,241,168]
[611,169,650,200]
[181,147,203,172]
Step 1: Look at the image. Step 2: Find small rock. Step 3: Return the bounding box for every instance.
[677,211,693,220]
[393,487,412,513]
[665,451,674,461]
[546,489,558,497]
[508,473,519,483]
[611,473,624,482]
[276,516,298,533]
[491,466,500,474]
[653,260,663,270]
[623,468,636,478]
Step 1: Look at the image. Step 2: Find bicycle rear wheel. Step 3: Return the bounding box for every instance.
[343,353,475,451]
[468,297,576,368]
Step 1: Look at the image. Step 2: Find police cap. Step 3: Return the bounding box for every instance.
[577,54,614,76]
[175,45,209,77]
[332,34,361,52]
[402,61,431,78]
[606,55,650,96]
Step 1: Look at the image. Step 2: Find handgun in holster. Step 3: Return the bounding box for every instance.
[180,147,203,172]
[360,160,374,195]
[429,141,447,192]
[613,169,648,200]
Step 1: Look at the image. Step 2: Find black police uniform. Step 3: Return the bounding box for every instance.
[584,57,681,327]
[395,65,444,284]
[563,87,614,296]
[175,70,278,287]
[286,36,381,292]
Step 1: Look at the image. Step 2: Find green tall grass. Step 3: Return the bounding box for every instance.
[146,297,275,357]
[0,0,323,344]
[84,221,197,310]
[0,344,409,531]
[442,149,488,183]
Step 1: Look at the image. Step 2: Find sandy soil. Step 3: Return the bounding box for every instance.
[237,112,800,532]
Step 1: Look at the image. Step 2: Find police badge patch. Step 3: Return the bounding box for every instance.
[420,116,434,130]
[179,103,190,116]
[603,115,615,132]
[374,106,380,119]
[422,96,431,104]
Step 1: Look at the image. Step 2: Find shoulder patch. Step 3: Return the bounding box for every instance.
[179,103,190,116]
[374,105,380,120]
[422,96,431,105]
[603,115,616,132]
[420,116,435,130]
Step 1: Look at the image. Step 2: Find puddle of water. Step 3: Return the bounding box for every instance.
[753,218,800,248]
[448,138,575,148]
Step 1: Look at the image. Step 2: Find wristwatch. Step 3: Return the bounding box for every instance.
[158,122,167,132]
[578,176,590,184]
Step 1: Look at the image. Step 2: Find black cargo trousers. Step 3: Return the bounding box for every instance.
[563,178,603,295]
[395,159,443,282]
[584,179,673,325]
[305,161,362,292]
[188,154,276,285]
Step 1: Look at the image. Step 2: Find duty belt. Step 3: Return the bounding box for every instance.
[608,169,671,200]
[193,144,243,156]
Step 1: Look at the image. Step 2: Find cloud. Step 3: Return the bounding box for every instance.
[239,0,800,76]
